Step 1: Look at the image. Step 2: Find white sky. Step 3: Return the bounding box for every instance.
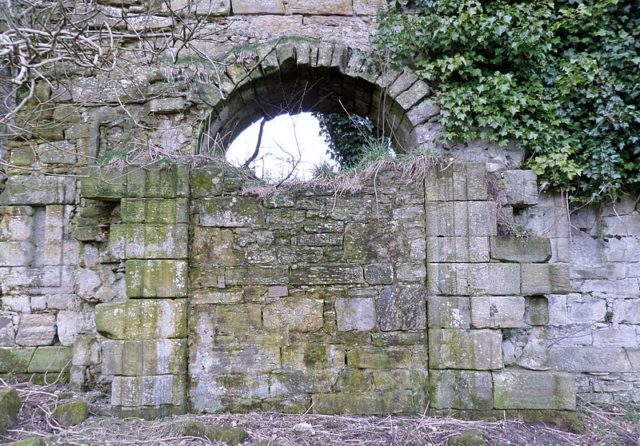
[226,112,337,181]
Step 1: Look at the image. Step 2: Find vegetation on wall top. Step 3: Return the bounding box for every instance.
[373,0,639,203]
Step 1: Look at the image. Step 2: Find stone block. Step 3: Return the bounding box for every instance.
[56,311,78,346]
[0,176,75,205]
[364,263,393,285]
[395,263,427,283]
[500,170,539,207]
[53,400,89,427]
[493,369,575,410]
[0,241,35,266]
[0,347,35,373]
[0,206,34,241]
[547,346,632,372]
[197,197,264,227]
[0,387,21,435]
[263,298,324,332]
[353,0,386,15]
[429,370,493,409]
[288,0,352,15]
[36,140,76,164]
[191,0,230,15]
[525,296,549,325]
[27,346,72,372]
[191,166,224,198]
[191,290,243,305]
[425,201,497,237]
[15,314,56,347]
[347,346,420,370]
[490,237,551,263]
[149,98,187,113]
[296,233,343,246]
[102,339,187,376]
[425,163,488,202]
[111,374,185,407]
[426,237,490,263]
[335,298,376,331]
[110,224,188,259]
[343,222,391,262]
[281,344,346,371]
[95,300,187,340]
[521,264,570,295]
[429,329,502,370]
[121,198,188,225]
[427,263,520,296]
[613,299,640,324]
[428,296,470,328]
[232,0,285,14]
[312,390,416,415]
[125,260,188,298]
[602,213,640,236]
[471,296,525,328]
[224,266,289,286]
[376,285,427,331]
[290,264,363,285]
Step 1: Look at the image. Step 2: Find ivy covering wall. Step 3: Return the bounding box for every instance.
[374,0,639,203]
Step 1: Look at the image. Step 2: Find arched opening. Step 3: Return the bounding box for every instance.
[196,39,436,181]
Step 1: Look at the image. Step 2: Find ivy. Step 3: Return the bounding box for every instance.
[374,0,640,202]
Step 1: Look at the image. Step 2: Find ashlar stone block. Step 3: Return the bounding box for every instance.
[429,329,502,370]
[493,369,575,410]
[95,300,187,340]
[427,263,520,296]
[376,285,427,331]
[425,163,488,202]
[500,170,539,207]
[521,264,570,295]
[471,296,525,328]
[364,263,393,285]
[312,390,416,415]
[426,237,490,263]
[27,346,72,373]
[490,236,551,263]
[429,370,493,410]
[0,347,35,373]
[111,374,185,407]
[425,201,497,237]
[288,0,353,16]
[335,297,377,331]
[263,298,324,332]
[125,260,188,298]
[15,314,56,347]
[428,296,470,328]
[102,339,187,376]
[0,241,35,266]
[197,197,264,227]
[0,176,75,205]
[290,264,363,285]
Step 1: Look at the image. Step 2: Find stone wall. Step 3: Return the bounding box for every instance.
[0,0,639,418]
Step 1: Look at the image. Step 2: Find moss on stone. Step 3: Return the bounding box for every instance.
[5,437,47,446]
[181,421,249,445]
[53,400,89,427]
[448,430,486,446]
[0,348,35,374]
[0,387,21,434]
[27,347,73,373]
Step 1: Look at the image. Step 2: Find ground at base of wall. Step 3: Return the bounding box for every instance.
[0,383,637,446]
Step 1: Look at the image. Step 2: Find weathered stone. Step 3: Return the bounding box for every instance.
[224,266,289,286]
[181,421,248,445]
[312,390,416,415]
[111,374,185,407]
[121,198,188,225]
[364,263,394,285]
[521,264,571,295]
[426,237,490,263]
[429,370,493,410]
[149,98,187,113]
[125,260,188,298]
[110,224,189,259]
[0,347,35,373]
[427,263,520,296]
[376,285,427,331]
[102,339,187,376]
[490,237,551,263]
[290,264,363,285]
[27,346,72,372]
[425,202,497,237]
[471,296,525,328]
[5,437,47,446]
[429,329,502,370]
[0,176,75,205]
[353,0,386,15]
[428,296,470,328]
[288,0,352,15]
[15,314,56,347]
[95,300,187,340]
[53,400,89,427]
[56,311,78,346]
[335,298,376,331]
[547,346,632,372]
[198,197,264,227]
[0,241,35,266]
[347,346,420,370]
[500,170,539,207]
[425,163,488,202]
[493,370,575,410]
[525,296,549,326]
[448,430,487,446]
[36,140,77,165]
[191,0,230,15]
[232,0,284,14]
[395,263,427,283]
[0,387,21,434]
[263,298,323,332]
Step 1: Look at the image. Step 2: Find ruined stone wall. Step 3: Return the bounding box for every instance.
[0,0,639,418]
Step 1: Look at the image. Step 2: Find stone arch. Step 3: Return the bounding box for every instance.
[195,38,441,157]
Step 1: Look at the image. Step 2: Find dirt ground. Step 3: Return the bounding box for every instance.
[1,381,639,446]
